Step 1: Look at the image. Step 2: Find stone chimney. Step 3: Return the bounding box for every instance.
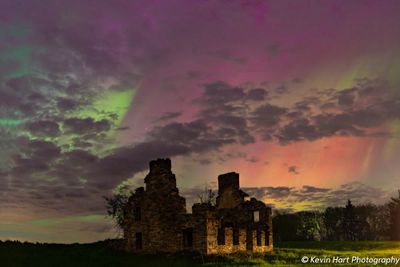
[149,158,172,174]
[216,172,245,209]
[218,172,239,195]
[145,158,177,193]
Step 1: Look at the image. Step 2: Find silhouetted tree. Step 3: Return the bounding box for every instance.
[354,204,390,240]
[273,201,391,242]
[343,200,359,241]
[388,190,400,240]
[104,185,135,247]
[296,211,324,241]
[198,186,216,207]
[323,207,344,240]
[273,212,299,241]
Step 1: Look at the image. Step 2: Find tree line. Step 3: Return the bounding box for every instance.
[273,191,400,242]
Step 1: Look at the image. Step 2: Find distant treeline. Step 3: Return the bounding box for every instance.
[273,191,400,242]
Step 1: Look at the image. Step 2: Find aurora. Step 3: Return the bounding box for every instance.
[0,0,400,243]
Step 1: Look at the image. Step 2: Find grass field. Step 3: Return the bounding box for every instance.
[1,241,400,267]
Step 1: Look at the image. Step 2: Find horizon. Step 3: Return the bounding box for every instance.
[1,0,400,243]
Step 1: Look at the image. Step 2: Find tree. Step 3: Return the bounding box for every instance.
[104,186,134,231]
[354,204,389,240]
[343,199,359,241]
[197,186,216,207]
[273,212,300,241]
[388,190,400,240]
[296,211,324,241]
[324,207,344,240]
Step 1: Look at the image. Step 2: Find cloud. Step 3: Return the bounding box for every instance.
[86,141,192,190]
[288,165,300,175]
[25,120,61,137]
[154,111,182,123]
[301,185,330,193]
[246,88,269,101]
[198,81,247,106]
[63,118,111,135]
[56,98,80,112]
[2,76,399,225]
[277,118,318,144]
[250,104,288,127]
[337,88,357,106]
[272,79,400,143]
[181,182,380,213]
[1,0,400,243]
[244,186,293,200]
[242,182,390,211]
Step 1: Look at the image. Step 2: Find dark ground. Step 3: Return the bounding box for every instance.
[2,240,400,266]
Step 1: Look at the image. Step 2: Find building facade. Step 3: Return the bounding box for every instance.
[124,158,273,254]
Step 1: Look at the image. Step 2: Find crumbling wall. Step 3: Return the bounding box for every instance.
[129,158,188,253]
[216,172,246,209]
[124,158,273,255]
[205,219,249,254]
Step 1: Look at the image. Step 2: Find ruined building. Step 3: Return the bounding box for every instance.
[124,158,272,254]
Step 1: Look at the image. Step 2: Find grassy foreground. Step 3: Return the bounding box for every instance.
[1,241,400,267]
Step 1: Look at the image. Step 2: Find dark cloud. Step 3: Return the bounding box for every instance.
[63,150,98,166]
[301,185,330,193]
[250,104,287,127]
[273,80,400,143]
[288,165,300,175]
[199,81,246,106]
[0,91,21,107]
[277,118,318,144]
[293,101,312,112]
[10,140,61,176]
[246,88,268,101]
[57,98,80,112]
[72,139,93,149]
[244,186,293,199]
[63,118,111,135]
[320,102,336,110]
[275,84,288,94]
[249,103,287,141]
[87,141,191,189]
[187,79,400,146]
[219,151,247,162]
[149,120,236,153]
[25,120,61,137]
[337,88,357,106]
[154,111,182,123]
[5,76,54,93]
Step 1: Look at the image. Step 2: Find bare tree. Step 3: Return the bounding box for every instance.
[197,186,216,207]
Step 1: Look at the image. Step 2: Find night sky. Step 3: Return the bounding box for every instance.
[1,0,400,243]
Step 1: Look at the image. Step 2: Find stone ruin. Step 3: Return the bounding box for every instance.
[123,158,273,255]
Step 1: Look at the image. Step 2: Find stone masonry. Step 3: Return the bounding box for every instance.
[124,158,273,255]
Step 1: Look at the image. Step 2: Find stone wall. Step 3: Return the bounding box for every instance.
[124,158,273,255]
[129,158,188,253]
[216,172,247,209]
[204,216,272,254]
